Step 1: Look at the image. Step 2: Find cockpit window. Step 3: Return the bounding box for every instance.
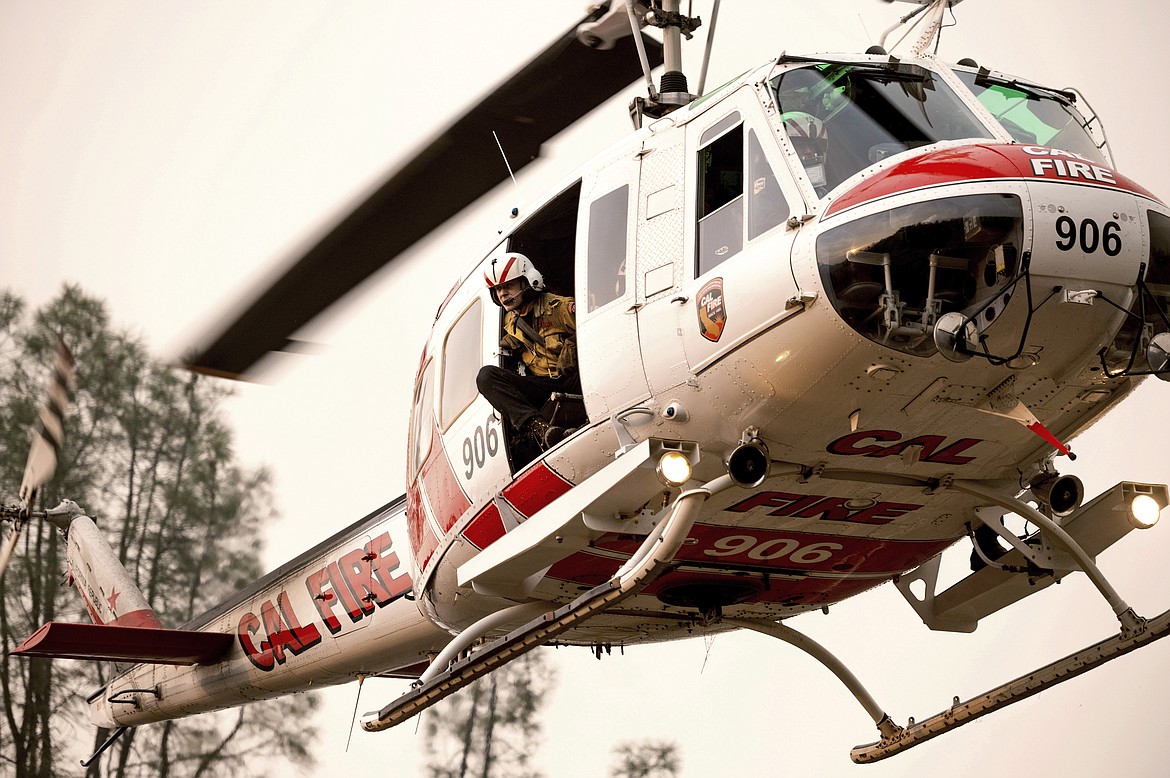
[952,69,1107,164]
[771,61,994,194]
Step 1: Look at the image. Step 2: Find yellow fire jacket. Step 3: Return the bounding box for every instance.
[500,292,577,378]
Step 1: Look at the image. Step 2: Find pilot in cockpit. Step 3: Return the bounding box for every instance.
[476,252,579,452]
[781,111,829,195]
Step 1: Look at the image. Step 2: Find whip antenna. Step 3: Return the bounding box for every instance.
[492,131,519,192]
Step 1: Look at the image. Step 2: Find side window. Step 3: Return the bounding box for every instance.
[586,184,629,311]
[697,113,743,275]
[439,300,482,430]
[748,128,789,239]
[409,361,435,481]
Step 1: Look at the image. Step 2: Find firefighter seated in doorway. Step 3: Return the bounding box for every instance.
[476,252,579,452]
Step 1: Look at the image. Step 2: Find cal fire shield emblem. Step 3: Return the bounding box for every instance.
[697,278,726,342]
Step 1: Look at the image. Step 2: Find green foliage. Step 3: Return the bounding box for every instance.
[0,286,318,777]
[422,650,556,778]
[609,739,682,778]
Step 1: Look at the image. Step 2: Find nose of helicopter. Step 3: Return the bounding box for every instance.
[814,142,1169,363]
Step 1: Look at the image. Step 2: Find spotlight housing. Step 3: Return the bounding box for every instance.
[1128,493,1161,529]
[656,450,693,487]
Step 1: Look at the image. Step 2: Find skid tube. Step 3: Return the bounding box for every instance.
[725,618,904,741]
[851,603,1170,762]
[722,474,1170,762]
[848,477,1169,761]
[360,474,735,732]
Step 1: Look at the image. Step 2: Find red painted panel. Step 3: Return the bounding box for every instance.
[415,523,439,572]
[546,551,622,587]
[421,424,471,533]
[463,503,506,550]
[593,524,954,575]
[502,462,573,517]
[406,482,425,564]
[544,550,887,608]
[638,570,882,607]
[406,422,454,571]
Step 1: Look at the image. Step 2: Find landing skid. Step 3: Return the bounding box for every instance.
[711,477,1170,762]
[725,477,1170,763]
[851,604,1170,762]
[360,475,734,732]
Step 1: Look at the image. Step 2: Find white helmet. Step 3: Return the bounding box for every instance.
[484,252,544,308]
[781,111,827,159]
[781,111,828,188]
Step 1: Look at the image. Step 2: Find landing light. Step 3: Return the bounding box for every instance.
[1128,493,1162,529]
[656,451,693,487]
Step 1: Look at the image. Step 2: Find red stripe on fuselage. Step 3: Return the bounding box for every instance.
[407,419,468,570]
[460,463,573,552]
[823,144,1160,220]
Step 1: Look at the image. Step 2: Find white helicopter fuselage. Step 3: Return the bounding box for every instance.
[88,51,1169,729]
[412,53,1163,636]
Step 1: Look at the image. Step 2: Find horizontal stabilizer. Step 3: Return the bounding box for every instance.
[13,622,233,665]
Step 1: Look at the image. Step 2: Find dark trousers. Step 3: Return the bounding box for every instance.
[476,366,580,431]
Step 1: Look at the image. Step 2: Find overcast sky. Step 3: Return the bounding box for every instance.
[5,1,1170,776]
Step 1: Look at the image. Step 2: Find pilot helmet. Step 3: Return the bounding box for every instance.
[780,111,828,188]
[484,252,544,310]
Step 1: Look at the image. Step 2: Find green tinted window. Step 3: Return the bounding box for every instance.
[772,62,993,194]
[954,69,1106,164]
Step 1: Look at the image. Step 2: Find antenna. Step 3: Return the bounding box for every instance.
[492,131,519,192]
[493,130,523,219]
[492,130,524,219]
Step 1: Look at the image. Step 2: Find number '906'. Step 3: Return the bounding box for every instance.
[703,534,842,564]
[1055,216,1122,256]
[462,416,500,479]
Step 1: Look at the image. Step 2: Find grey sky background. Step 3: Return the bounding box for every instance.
[5,2,1170,775]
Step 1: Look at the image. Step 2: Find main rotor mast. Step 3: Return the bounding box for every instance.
[578,1,715,127]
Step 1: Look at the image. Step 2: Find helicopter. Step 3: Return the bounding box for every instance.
[6,0,1170,769]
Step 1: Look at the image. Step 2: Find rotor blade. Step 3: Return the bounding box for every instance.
[187,14,664,379]
[0,524,22,580]
[4,338,75,581]
[20,337,76,502]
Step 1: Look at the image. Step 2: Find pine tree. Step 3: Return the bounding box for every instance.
[609,739,682,778]
[0,286,318,777]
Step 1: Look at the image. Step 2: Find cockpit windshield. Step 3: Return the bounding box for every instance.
[951,69,1107,165]
[771,60,995,194]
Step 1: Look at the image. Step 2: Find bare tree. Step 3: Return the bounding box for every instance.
[422,650,555,778]
[0,286,319,777]
[609,739,682,778]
